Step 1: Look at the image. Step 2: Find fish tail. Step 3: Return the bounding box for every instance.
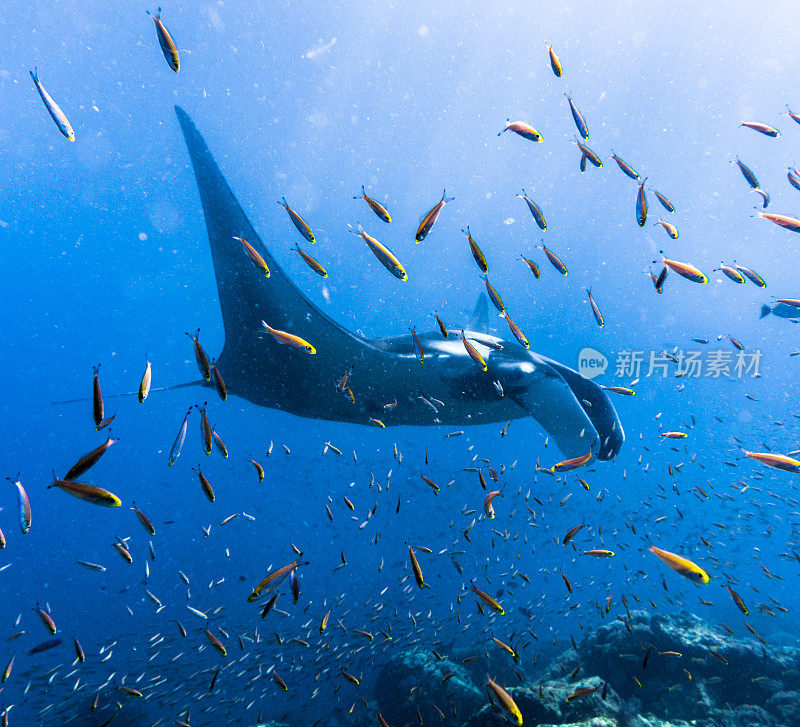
[29,68,38,82]
[760,304,772,319]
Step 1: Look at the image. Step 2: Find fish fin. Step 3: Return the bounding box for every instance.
[174,106,368,378]
[760,304,772,319]
[467,293,490,333]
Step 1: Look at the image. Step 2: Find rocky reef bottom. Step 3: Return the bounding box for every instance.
[372,610,800,727]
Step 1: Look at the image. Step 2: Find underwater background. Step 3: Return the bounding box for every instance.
[2,1,800,725]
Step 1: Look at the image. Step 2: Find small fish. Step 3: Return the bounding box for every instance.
[250,459,265,483]
[261,321,316,354]
[717,263,745,284]
[294,244,327,277]
[408,545,424,588]
[487,675,522,725]
[463,226,488,273]
[648,545,710,583]
[756,212,800,233]
[92,365,104,428]
[205,629,227,657]
[540,244,568,275]
[602,386,635,396]
[73,637,85,663]
[551,452,593,473]
[113,541,133,563]
[147,8,180,72]
[410,327,424,365]
[661,256,708,284]
[433,312,449,339]
[278,197,315,243]
[575,141,602,167]
[131,503,156,536]
[520,256,540,278]
[585,288,604,328]
[611,153,640,180]
[736,158,759,189]
[562,523,586,545]
[234,236,270,277]
[742,450,800,473]
[415,189,454,242]
[484,278,505,313]
[548,44,563,76]
[499,120,543,142]
[460,332,487,372]
[30,68,75,141]
[567,685,601,702]
[194,467,215,502]
[354,185,391,223]
[49,476,121,507]
[248,560,308,602]
[740,121,780,137]
[725,585,748,615]
[655,219,679,239]
[472,586,504,615]
[653,190,675,213]
[199,404,213,455]
[136,358,153,403]
[583,549,615,558]
[566,95,589,140]
[351,224,407,280]
[186,330,211,382]
[34,607,57,635]
[787,167,800,191]
[636,179,648,227]
[501,312,529,349]
[169,408,191,466]
[63,436,117,482]
[517,190,546,231]
[210,361,227,401]
[750,188,770,208]
[483,490,502,519]
[8,478,32,534]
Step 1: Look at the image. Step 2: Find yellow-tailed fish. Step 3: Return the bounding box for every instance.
[351,224,407,280]
[487,675,522,724]
[460,332,487,372]
[234,236,270,277]
[30,69,74,141]
[463,226,488,273]
[49,476,121,508]
[278,197,315,242]
[648,545,710,583]
[147,8,180,72]
[540,244,568,275]
[517,190,547,231]
[294,244,327,277]
[139,359,152,403]
[354,185,391,223]
[261,321,316,354]
[499,120,542,143]
[548,44,562,77]
[415,189,454,242]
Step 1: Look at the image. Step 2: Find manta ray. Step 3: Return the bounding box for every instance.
[174,106,624,461]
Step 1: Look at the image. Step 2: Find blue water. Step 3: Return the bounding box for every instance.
[2,2,800,725]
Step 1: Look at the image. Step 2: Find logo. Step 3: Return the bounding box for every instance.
[578,347,608,379]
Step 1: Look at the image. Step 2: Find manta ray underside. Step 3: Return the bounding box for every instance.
[174,106,624,461]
